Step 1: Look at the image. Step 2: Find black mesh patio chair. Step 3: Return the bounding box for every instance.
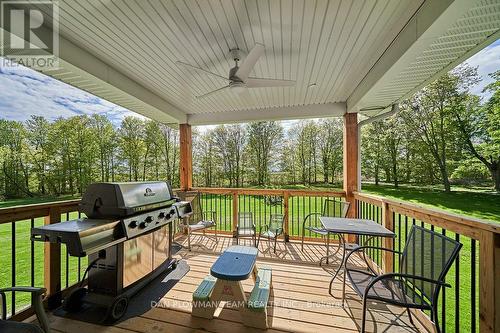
[183,192,217,251]
[301,199,350,251]
[236,212,256,247]
[257,213,285,253]
[343,225,462,333]
[0,287,50,333]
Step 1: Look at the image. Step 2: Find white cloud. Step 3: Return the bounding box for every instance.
[465,39,500,99]
[0,62,147,126]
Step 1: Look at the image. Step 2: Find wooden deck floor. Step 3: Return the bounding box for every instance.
[41,235,427,333]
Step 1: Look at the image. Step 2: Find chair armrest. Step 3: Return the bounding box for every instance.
[302,213,322,228]
[261,224,269,232]
[0,287,46,294]
[345,246,402,274]
[0,287,50,332]
[363,273,451,301]
[345,245,402,263]
[373,273,451,288]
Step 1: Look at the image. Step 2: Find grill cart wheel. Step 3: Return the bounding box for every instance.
[109,296,129,321]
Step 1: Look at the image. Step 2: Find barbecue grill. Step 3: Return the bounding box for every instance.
[31,181,192,322]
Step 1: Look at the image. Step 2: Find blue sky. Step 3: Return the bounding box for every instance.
[0,39,498,127]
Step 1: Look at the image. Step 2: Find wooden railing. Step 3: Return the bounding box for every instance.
[0,190,498,332]
[0,199,84,320]
[189,187,347,240]
[353,191,500,333]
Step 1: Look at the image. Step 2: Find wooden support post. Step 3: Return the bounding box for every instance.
[232,191,238,237]
[343,113,358,242]
[381,202,394,273]
[283,191,290,242]
[479,231,500,333]
[44,207,61,308]
[179,124,192,191]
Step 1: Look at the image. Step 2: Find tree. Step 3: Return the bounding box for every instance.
[120,117,145,181]
[318,119,342,184]
[401,72,465,192]
[26,116,50,194]
[90,114,116,182]
[211,125,246,187]
[451,70,500,191]
[246,122,283,186]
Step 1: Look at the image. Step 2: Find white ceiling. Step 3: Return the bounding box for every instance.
[4,0,500,124]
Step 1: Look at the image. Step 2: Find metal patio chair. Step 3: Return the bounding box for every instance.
[236,212,256,247]
[343,225,462,333]
[301,199,350,259]
[182,192,217,251]
[0,287,50,333]
[257,213,285,253]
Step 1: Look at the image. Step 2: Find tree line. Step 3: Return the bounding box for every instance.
[362,67,499,192]
[0,115,180,199]
[193,66,499,192]
[192,119,343,188]
[0,66,498,199]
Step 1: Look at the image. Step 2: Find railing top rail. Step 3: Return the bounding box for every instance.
[354,191,500,236]
[192,187,346,197]
[0,199,81,225]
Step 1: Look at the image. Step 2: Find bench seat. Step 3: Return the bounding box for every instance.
[247,267,272,311]
[243,266,273,329]
[193,275,217,301]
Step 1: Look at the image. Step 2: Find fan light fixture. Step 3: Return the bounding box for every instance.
[176,43,296,99]
[229,82,246,94]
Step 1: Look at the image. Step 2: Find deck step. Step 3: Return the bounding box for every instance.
[193,275,217,301]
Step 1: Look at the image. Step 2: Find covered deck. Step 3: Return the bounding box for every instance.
[1,0,500,332]
[42,236,424,333]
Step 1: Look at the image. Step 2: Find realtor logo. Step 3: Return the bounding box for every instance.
[0,0,59,69]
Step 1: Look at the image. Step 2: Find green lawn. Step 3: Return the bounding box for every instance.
[361,183,500,222]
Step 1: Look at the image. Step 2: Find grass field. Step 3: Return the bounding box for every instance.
[0,183,497,330]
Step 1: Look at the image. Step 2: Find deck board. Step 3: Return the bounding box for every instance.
[37,235,428,333]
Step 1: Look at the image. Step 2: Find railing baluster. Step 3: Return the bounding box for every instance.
[11,221,16,316]
[471,239,476,333]
[31,218,35,287]
[66,212,70,287]
[442,229,447,333]
[455,233,460,333]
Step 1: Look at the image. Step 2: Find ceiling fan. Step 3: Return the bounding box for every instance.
[176,43,296,99]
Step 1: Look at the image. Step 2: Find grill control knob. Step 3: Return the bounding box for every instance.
[128,221,138,228]
[139,221,147,229]
[145,216,153,223]
[158,212,165,219]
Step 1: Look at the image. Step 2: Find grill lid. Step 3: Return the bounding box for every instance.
[80,181,175,218]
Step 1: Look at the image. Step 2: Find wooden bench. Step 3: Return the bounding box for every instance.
[242,266,273,329]
[192,275,219,318]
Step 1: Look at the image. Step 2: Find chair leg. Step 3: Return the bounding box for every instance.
[406,307,415,326]
[432,304,441,333]
[301,230,305,251]
[274,237,277,253]
[187,227,192,251]
[341,267,347,305]
[361,297,368,333]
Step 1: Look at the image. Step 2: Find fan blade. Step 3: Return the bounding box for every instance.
[235,43,265,81]
[246,77,296,88]
[196,85,230,99]
[176,61,230,81]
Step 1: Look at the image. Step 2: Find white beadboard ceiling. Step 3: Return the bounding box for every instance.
[5,0,500,124]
